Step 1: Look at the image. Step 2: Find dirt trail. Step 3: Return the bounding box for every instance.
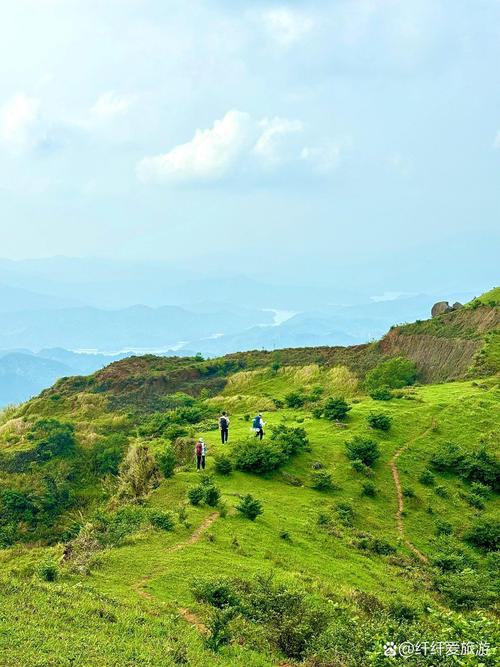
[134,512,219,600]
[389,424,436,564]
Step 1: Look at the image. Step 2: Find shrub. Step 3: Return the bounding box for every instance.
[434,569,495,609]
[470,482,492,499]
[365,357,418,393]
[205,608,235,652]
[345,436,380,467]
[310,470,335,491]
[311,406,323,419]
[39,561,58,582]
[149,510,175,531]
[187,486,204,506]
[172,437,197,466]
[336,502,354,527]
[356,534,396,555]
[92,433,127,476]
[163,424,188,441]
[435,519,453,536]
[432,537,474,572]
[273,398,284,409]
[367,412,392,431]
[361,480,377,497]
[269,424,309,456]
[419,469,435,486]
[435,484,448,497]
[203,485,221,507]
[402,486,416,498]
[323,397,351,421]
[465,518,500,551]
[157,444,176,478]
[351,458,372,475]
[236,494,263,521]
[27,419,76,461]
[214,455,232,475]
[234,440,286,474]
[370,386,393,401]
[284,391,305,408]
[431,442,465,471]
[279,529,291,541]
[117,443,160,501]
[191,577,240,609]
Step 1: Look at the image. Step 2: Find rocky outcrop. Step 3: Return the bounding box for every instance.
[431,301,463,318]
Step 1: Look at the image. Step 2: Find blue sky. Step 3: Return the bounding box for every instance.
[0,0,498,289]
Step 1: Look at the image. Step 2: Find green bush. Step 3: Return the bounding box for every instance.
[323,397,351,421]
[345,436,380,467]
[191,577,240,609]
[365,357,417,393]
[434,569,495,609]
[361,480,377,497]
[269,424,309,456]
[284,391,305,408]
[187,486,204,506]
[92,433,127,476]
[336,502,354,527]
[431,443,499,490]
[236,494,263,521]
[39,561,58,582]
[435,519,453,536]
[214,455,232,475]
[311,406,323,419]
[234,440,286,474]
[157,444,176,478]
[465,518,500,551]
[419,469,435,486]
[370,386,393,401]
[203,485,221,507]
[367,412,392,431]
[149,510,175,531]
[435,484,448,497]
[402,486,416,498]
[310,470,335,491]
[431,537,475,572]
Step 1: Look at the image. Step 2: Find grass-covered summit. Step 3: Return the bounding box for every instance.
[0,292,498,666]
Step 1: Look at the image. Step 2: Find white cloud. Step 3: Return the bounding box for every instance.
[137,110,338,185]
[89,91,134,123]
[253,116,303,164]
[0,94,41,152]
[137,110,256,184]
[261,7,314,46]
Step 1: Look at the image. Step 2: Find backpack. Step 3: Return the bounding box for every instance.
[195,443,203,456]
[220,416,228,428]
[252,416,261,429]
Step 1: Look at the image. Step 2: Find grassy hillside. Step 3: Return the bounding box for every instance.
[0,297,499,666]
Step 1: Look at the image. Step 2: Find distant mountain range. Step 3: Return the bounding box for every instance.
[0,257,485,407]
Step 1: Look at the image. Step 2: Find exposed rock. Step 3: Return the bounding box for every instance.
[431,301,451,317]
[452,302,463,310]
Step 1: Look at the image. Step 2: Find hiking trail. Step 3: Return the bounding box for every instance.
[134,512,219,601]
[389,422,437,564]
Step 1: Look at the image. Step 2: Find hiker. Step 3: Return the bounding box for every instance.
[219,411,230,443]
[195,438,206,471]
[252,413,265,440]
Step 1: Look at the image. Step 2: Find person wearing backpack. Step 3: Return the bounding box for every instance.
[195,438,206,471]
[252,414,265,440]
[219,411,230,444]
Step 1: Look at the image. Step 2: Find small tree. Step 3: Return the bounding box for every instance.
[367,412,392,431]
[284,391,305,408]
[157,444,176,478]
[345,436,380,467]
[117,442,160,501]
[310,469,335,491]
[214,455,233,476]
[323,397,351,421]
[236,494,263,521]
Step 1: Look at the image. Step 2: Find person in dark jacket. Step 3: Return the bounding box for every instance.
[219,411,229,444]
[195,438,206,470]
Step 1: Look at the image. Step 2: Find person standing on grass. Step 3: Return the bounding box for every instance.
[252,413,265,440]
[195,438,206,471]
[219,411,230,444]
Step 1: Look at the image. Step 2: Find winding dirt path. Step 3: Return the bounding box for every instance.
[389,423,436,564]
[134,512,219,601]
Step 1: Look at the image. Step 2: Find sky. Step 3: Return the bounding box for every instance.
[0,0,499,289]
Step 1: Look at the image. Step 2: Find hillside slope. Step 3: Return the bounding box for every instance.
[0,292,498,666]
